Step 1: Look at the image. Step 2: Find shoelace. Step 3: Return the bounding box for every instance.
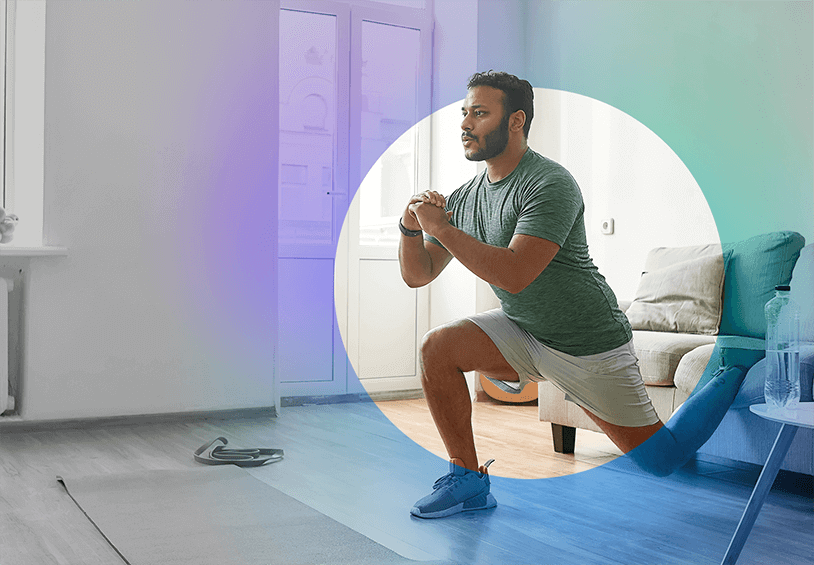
[432,459,496,490]
[432,472,459,490]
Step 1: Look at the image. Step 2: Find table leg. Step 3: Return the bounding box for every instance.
[720,424,799,565]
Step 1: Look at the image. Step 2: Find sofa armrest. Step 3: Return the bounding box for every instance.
[673,343,716,407]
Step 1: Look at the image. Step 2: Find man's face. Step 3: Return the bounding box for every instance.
[461,86,511,162]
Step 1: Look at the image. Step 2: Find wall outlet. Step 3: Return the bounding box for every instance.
[601,218,614,235]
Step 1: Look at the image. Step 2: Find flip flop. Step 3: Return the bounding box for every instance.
[194,437,284,467]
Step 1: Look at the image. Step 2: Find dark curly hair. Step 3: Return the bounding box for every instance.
[467,71,534,138]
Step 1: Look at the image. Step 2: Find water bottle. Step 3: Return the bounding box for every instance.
[764,285,801,408]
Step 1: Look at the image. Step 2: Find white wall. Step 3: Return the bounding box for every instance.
[529,89,720,300]
[15,1,280,421]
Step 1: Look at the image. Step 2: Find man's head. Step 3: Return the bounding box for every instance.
[461,71,534,162]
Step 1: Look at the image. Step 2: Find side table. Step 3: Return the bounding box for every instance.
[721,402,814,565]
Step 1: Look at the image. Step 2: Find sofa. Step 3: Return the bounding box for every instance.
[538,231,813,476]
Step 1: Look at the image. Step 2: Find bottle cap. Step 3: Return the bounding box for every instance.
[774,285,791,291]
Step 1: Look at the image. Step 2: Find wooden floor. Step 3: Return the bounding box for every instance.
[0,398,811,565]
[375,396,623,479]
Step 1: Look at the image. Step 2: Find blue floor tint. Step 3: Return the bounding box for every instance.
[249,402,813,565]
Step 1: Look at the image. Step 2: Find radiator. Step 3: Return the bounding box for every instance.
[0,278,11,414]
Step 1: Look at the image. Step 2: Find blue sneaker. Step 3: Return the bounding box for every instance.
[410,458,497,519]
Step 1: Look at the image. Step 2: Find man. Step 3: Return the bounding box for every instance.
[398,71,748,519]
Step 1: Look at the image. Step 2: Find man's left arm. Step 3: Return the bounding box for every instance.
[409,200,559,294]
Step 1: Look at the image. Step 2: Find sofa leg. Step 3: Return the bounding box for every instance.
[552,424,576,454]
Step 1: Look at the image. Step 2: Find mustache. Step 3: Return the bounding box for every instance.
[462,133,477,142]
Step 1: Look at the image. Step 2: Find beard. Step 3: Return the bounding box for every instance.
[464,111,511,161]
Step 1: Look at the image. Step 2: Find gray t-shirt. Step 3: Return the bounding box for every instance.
[426,148,631,356]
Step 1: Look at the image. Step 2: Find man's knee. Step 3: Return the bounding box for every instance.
[420,325,457,369]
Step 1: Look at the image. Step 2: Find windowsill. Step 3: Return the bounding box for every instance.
[0,245,68,257]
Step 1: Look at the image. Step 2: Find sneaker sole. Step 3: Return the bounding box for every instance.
[410,493,497,519]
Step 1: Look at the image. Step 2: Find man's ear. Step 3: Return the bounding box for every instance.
[510,110,526,134]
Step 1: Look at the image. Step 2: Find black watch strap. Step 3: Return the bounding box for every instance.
[399,218,423,237]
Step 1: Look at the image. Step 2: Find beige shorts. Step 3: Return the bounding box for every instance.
[468,308,660,428]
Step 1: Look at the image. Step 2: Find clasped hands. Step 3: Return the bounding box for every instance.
[402,191,453,238]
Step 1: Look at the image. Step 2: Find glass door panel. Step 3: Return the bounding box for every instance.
[358,21,422,247]
[279,8,340,258]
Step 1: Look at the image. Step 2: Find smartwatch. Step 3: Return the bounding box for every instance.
[399,218,423,237]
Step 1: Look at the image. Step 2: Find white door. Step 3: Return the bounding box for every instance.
[338,6,433,396]
[277,2,350,397]
[279,2,432,398]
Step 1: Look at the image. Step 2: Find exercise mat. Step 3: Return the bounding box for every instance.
[58,466,442,565]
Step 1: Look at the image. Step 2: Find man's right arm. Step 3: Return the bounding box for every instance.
[398,192,453,288]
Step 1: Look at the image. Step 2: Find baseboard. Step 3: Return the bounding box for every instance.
[370,389,425,402]
[280,389,424,407]
[0,406,279,433]
[0,391,426,430]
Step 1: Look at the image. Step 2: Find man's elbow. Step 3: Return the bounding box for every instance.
[505,283,528,295]
[401,272,430,289]
[503,275,536,295]
[403,278,426,289]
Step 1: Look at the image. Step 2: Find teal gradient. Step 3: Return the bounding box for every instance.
[521,0,813,243]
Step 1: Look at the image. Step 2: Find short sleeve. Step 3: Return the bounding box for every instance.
[513,173,582,247]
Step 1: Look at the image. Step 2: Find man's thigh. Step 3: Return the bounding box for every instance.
[423,319,520,382]
[581,408,664,454]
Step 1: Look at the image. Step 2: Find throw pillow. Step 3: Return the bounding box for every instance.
[626,252,726,335]
[719,231,806,338]
[644,243,724,272]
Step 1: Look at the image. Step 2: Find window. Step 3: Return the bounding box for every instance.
[0,1,6,208]
[2,0,47,247]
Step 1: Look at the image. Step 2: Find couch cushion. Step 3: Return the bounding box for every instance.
[719,231,805,338]
[626,252,726,335]
[631,330,716,386]
[789,244,814,342]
